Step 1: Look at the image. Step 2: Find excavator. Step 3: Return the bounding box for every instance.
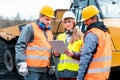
[0,0,120,80]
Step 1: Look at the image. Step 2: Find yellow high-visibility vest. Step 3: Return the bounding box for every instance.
[57,33,83,71]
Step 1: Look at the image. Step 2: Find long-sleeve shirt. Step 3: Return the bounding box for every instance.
[15,24,33,64]
[77,32,98,80]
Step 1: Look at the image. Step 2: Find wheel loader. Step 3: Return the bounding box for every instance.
[0,0,120,80]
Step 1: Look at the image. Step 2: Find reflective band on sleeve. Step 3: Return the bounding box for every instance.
[91,56,112,62]
[26,55,49,60]
[59,59,79,64]
[87,67,110,73]
[27,46,50,51]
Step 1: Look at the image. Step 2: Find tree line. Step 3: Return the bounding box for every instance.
[0,14,33,28]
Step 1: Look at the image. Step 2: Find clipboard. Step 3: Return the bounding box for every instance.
[49,40,68,53]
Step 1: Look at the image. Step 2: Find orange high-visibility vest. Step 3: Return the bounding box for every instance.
[85,28,112,80]
[26,22,53,67]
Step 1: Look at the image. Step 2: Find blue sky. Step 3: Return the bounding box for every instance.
[0,0,70,19]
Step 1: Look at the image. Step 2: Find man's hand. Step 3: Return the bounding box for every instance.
[18,62,28,76]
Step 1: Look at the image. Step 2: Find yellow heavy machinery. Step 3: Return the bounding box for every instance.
[0,0,120,80]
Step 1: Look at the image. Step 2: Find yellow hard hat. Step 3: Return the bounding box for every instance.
[81,5,100,21]
[40,5,55,18]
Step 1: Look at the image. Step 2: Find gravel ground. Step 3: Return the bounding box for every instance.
[0,72,24,80]
[108,69,120,80]
[0,70,120,80]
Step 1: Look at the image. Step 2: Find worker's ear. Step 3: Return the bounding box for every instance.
[92,16,97,22]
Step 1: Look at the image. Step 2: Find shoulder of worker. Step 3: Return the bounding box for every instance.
[24,23,33,31]
[57,32,66,38]
[18,23,34,42]
[85,32,98,41]
[19,23,34,37]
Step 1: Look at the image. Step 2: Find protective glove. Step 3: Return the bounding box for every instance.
[48,66,55,75]
[18,62,28,76]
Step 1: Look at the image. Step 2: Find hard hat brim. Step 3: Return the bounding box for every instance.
[80,18,85,22]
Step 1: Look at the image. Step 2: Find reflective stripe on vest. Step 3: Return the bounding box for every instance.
[59,59,79,64]
[87,67,110,73]
[91,56,112,62]
[26,22,53,67]
[27,46,51,52]
[27,46,49,51]
[27,55,49,60]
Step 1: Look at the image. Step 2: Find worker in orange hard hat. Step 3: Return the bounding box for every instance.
[15,5,57,80]
[76,5,112,80]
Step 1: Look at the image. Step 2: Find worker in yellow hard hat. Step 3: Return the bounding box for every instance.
[40,5,55,18]
[15,5,57,80]
[77,5,112,80]
[81,5,99,22]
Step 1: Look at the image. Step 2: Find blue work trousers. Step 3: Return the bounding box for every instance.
[24,71,48,80]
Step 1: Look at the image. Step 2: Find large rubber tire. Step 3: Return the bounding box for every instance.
[7,38,17,72]
[0,38,24,80]
[4,49,14,72]
[0,39,9,75]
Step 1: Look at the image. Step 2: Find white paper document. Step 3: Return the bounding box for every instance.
[49,40,68,53]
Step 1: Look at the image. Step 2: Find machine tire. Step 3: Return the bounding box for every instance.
[0,38,24,80]
[0,38,9,75]
[7,38,17,72]
[4,49,14,72]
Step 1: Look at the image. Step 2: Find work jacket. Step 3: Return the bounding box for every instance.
[85,28,112,80]
[57,32,83,71]
[26,22,53,68]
